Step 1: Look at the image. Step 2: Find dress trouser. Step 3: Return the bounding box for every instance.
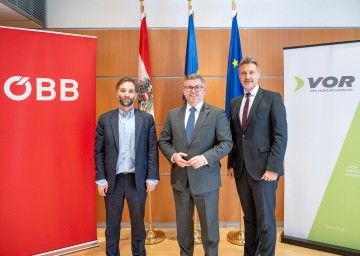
[173,187,220,256]
[105,173,147,256]
[235,169,278,256]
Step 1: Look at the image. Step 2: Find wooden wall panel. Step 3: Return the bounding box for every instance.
[245,29,360,76]
[96,78,119,119]
[57,30,139,76]
[58,28,360,224]
[260,78,284,98]
[152,77,184,125]
[144,175,175,222]
[219,175,241,222]
[197,30,230,76]
[198,29,249,76]
[149,30,186,77]
[203,77,226,109]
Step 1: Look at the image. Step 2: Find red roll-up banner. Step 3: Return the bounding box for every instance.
[0,26,97,255]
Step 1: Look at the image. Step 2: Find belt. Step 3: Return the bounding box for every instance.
[119,172,134,175]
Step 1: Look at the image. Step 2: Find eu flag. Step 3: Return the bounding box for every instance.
[225,13,243,119]
[184,12,198,77]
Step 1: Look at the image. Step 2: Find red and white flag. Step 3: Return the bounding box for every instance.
[138,15,154,117]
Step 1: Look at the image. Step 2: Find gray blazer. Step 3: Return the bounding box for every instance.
[158,102,233,195]
[227,87,287,180]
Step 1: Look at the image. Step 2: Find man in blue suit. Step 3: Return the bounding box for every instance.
[227,57,287,256]
[94,77,159,256]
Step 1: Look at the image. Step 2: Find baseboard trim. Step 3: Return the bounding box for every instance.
[33,240,99,256]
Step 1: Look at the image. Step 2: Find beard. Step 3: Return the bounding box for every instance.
[118,96,135,107]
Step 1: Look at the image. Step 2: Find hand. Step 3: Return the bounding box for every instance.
[261,170,278,181]
[188,155,205,169]
[173,152,190,168]
[227,168,234,179]
[146,183,156,193]
[98,184,108,196]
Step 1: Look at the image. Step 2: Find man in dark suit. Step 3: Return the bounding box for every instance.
[158,74,233,256]
[94,77,159,256]
[227,57,287,256]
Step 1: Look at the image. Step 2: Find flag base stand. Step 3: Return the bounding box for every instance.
[145,228,165,245]
[227,230,245,246]
[194,227,202,244]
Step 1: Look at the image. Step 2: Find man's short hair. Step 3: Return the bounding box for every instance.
[185,74,206,87]
[116,77,139,93]
[239,56,260,71]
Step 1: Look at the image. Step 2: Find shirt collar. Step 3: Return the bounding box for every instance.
[118,107,135,118]
[247,84,259,97]
[187,101,204,112]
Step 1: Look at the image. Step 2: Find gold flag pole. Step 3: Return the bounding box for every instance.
[193,206,202,244]
[187,0,201,243]
[145,193,165,244]
[139,1,164,243]
[188,0,193,16]
[227,204,245,245]
[140,0,143,20]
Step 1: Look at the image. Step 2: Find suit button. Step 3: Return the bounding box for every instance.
[242,135,245,138]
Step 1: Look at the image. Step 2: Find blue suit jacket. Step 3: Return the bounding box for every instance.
[94,108,159,193]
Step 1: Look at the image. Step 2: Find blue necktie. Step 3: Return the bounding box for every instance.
[186,107,196,143]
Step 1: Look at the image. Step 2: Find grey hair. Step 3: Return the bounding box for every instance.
[185,73,206,87]
[239,56,261,71]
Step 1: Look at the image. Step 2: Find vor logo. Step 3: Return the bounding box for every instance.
[293,75,355,92]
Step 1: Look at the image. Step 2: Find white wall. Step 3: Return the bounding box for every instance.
[47,0,360,29]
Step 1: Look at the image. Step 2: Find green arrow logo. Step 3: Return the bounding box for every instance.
[294,76,305,92]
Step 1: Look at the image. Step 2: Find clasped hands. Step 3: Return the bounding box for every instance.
[173,152,205,169]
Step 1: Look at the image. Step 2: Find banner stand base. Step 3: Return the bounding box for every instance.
[33,240,100,256]
[280,231,360,256]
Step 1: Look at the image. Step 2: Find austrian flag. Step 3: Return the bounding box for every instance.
[138,16,155,117]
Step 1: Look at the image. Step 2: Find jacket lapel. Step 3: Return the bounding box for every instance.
[232,96,244,134]
[245,87,264,131]
[135,109,143,150]
[110,109,119,152]
[178,105,187,145]
[188,103,209,146]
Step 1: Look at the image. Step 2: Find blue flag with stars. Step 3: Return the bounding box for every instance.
[225,13,243,119]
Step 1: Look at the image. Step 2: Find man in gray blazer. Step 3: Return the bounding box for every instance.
[94,77,159,256]
[227,57,287,256]
[158,74,233,256]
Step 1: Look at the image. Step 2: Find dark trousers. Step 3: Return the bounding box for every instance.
[104,173,147,256]
[235,170,278,256]
[173,188,220,256]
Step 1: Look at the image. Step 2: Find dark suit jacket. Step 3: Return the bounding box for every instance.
[94,108,159,193]
[227,87,287,180]
[158,102,233,195]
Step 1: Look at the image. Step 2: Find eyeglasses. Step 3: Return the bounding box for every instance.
[184,85,204,92]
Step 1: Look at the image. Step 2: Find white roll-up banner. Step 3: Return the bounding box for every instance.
[283,41,360,254]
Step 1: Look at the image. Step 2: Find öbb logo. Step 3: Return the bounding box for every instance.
[294,76,355,92]
[4,76,79,101]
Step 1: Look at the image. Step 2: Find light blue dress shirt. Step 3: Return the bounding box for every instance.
[116,108,136,174]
